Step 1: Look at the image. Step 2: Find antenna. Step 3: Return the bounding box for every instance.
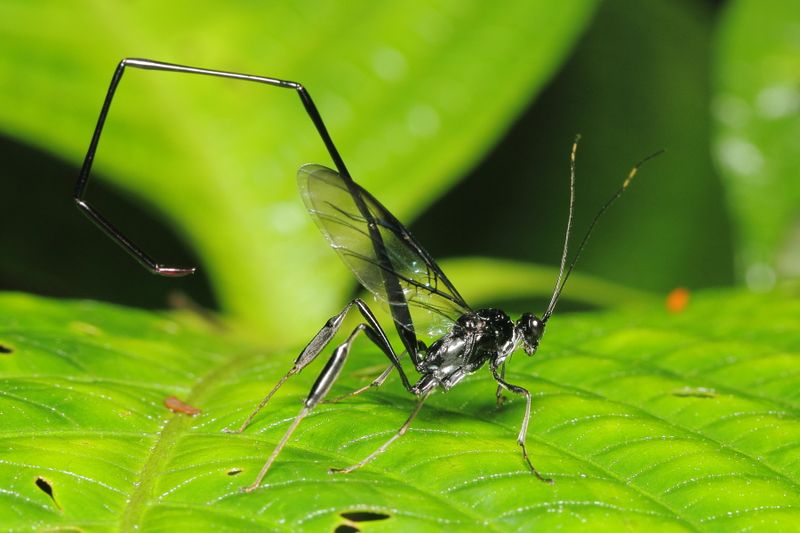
[543,135,579,321]
[542,143,665,323]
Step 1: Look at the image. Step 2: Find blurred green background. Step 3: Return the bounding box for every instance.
[0,0,797,346]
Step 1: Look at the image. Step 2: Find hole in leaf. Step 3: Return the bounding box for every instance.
[35,476,61,510]
[227,468,243,476]
[0,344,12,354]
[334,526,359,533]
[340,511,390,522]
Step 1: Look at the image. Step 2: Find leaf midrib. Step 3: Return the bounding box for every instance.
[116,343,262,530]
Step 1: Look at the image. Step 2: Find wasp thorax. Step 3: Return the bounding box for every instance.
[517,313,544,355]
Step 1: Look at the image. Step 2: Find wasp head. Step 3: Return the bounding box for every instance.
[516,313,544,356]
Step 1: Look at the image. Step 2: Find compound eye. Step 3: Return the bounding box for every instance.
[528,315,543,340]
[518,313,543,344]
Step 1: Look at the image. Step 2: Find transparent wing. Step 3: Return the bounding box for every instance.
[298,164,470,347]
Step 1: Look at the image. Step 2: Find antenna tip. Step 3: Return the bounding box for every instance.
[623,147,666,189]
[571,134,582,161]
[623,169,637,189]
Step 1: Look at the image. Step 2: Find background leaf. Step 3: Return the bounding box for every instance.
[712,0,800,290]
[2,290,799,530]
[437,257,654,312]
[0,1,597,343]
[415,0,735,294]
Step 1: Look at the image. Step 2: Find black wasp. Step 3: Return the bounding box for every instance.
[76,58,662,492]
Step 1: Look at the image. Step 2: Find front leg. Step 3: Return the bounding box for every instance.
[491,366,553,484]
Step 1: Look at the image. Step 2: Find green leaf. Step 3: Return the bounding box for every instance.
[438,257,654,311]
[2,290,799,530]
[0,1,597,343]
[414,0,735,295]
[713,0,800,288]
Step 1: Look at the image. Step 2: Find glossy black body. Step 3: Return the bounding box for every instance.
[413,308,520,394]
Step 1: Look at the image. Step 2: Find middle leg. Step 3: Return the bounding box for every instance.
[329,390,431,475]
[225,298,414,435]
[243,318,401,492]
[326,363,394,403]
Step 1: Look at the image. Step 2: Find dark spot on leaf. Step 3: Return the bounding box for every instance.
[227,468,242,476]
[340,511,390,522]
[0,344,12,354]
[35,476,61,510]
[164,396,202,415]
[334,526,359,533]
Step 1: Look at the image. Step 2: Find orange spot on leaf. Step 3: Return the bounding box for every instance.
[164,396,201,416]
